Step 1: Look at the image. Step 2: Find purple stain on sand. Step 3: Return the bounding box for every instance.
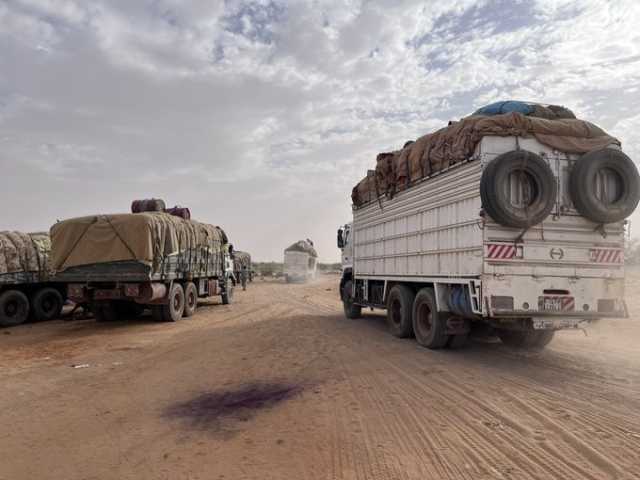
[163,382,301,433]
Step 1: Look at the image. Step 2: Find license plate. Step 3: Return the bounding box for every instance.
[538,296,574,312]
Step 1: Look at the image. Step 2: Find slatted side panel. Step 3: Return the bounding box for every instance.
[353,162,484,278]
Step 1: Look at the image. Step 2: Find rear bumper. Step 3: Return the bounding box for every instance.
[483,274,627,320]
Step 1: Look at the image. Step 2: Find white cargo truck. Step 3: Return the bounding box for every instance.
[284,240,318,283]
[339,122,639,350]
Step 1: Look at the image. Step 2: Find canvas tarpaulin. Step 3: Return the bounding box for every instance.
[50,212,228,273]
[0,232,51,276]
[353,112,620,207]
[285,240,318,258]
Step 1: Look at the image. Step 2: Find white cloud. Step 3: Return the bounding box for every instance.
[1,0,640,260]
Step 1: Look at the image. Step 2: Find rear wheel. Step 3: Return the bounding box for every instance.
[342,280,361,319]
[412,288,448,348]
[183,282,198,317]
[498,328,555,350]
[0,290,30,327]
[160,283,185,322]
[386,285,415,338]
[32,288,64,322]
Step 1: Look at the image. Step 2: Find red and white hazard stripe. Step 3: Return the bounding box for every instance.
[560,296,575,311]
[486,243,516,260]
[590,249,623,264]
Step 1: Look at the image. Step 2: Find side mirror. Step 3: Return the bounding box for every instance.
[337,229,344,249]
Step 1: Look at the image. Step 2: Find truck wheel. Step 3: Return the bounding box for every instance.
[93,301,118,322]
[161,283,185,322]
[183,282,198,317]
[115,301,144,319]
[32,288,64,322]
[386,285,415,338]
[342,280,361,319]
[481,150,556,228]
[569,149,640,223]
[0,290,30,327]
[221,281,234,305]
[498,328,555,350]
[412,288,448,348]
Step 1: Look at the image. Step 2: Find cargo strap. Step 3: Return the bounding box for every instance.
[102,215,137,260]
[56,217,97,272]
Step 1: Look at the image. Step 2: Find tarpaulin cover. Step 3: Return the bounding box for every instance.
[285,240,318,258]
[0,232,51,276]
[353,111,620,207]
[50,212,228,273]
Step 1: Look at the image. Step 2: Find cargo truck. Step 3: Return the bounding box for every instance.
[0,232,66,327]
[51,209,235,322]
[284,240,318,283]
[339,103,639,350]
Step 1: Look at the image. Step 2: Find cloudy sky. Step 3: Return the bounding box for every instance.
[1,0,640,261]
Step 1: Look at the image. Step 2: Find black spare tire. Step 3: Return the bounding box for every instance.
[481,150,557,228]
[569,149,640,224]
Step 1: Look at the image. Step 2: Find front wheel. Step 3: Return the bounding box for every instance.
[498,328,555,351]
[342,280,361,319]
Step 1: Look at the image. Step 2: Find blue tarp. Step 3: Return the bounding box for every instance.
[474,100,534,117]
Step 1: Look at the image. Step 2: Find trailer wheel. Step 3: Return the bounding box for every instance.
[0,290,30,327]
[412,288,448,348]
[221,280,234,305]
[342,280,362,319]
[569,148,640,224]
[183,282,198,317]
[32,288,64,322]
[386,285,415,338]
[161,283,185,322]
[498,328,555,350]
[481,150,556,228]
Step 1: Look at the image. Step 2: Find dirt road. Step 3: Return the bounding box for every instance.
[2,274,640,480]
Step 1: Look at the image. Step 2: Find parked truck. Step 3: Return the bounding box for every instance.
[339,101,640,350]
[232,250,253,286]
[284,240,318,283]
[0,231,66,327]
[50,206,235,322]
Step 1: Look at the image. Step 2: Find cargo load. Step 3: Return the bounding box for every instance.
[352,110,619,207]
[0,232,51,277]
[51,210,234,322]
[51,212,228,277]
[284,240,318,258]
[1,232,64,327]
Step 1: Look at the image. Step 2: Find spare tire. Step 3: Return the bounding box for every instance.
[569,149,640,224]
[481,150,557,228]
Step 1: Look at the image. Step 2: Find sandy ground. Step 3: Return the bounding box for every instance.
[1,274,640,480]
